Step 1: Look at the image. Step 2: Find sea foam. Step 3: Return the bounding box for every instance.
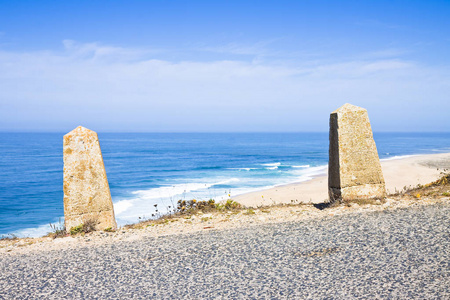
[262,162,281,167]
[12,221,62,238]
[380,154,418,161]
[113,178,241,225]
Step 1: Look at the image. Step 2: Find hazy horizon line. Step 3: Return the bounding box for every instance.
[1,131,449,134]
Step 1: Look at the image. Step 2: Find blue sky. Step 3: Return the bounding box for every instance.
[0,0,449,132]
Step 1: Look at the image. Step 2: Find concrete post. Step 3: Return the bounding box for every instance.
[328,104,386,202]
[63,126,116,231]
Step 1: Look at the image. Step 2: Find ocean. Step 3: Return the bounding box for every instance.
[1,132,450,238]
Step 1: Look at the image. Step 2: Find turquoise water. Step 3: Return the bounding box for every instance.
[1,132,450,237]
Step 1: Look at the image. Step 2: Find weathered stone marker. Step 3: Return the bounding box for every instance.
[328,103,386,202]
[63,126,117,231]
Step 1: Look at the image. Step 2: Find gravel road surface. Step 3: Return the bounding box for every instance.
[1,203,449,299]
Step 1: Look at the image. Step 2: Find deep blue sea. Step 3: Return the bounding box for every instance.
[1,132,450,237]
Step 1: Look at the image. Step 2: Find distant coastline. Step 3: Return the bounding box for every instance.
[233,152,450,207]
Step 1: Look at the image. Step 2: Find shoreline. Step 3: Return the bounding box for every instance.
[1,153,449,255]
[2,151,450,239]
[233,152,450,207]
[1,188,449,256]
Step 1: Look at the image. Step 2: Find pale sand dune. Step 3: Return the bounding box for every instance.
[233,152,450,207]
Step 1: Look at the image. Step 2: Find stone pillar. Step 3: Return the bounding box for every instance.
[63,126,117,231]
[328,104,386,202]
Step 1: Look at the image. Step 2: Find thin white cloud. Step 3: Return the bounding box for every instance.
[0,40,449,132]
[62,39,162,62]
[357,48,410,59]
[362,60,412,72]
[306,59,414,77]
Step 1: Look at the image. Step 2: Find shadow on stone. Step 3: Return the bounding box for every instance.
[313,202,333,210]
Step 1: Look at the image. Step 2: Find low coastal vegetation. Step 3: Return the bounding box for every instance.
[395,170,450,199]
[177,199,242,213]
[3,172,449,243]
[68,217,97,235]
[47,221,66,239]
[125,199,243,230]
[124,171,450,230]
[322,171,450,209]
[0,234,18,241]
[44,216,100,239]
[37,198,244,238]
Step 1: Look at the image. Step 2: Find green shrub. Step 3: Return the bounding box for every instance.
[177,199,217,213]
[244,209,255,215]
[69,217,98,235]
[224,199,241,210]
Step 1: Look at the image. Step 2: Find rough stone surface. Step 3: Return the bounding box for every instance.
[329,103,386,202]
[63,126,116,231]
[0,203,449,299]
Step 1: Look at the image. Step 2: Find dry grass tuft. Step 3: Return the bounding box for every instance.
[243,209,256,215]
[46,220,67,239]
[0,234,18,241]
[69,217,98,235]
[390,172,450,200]
[126,198,244,229]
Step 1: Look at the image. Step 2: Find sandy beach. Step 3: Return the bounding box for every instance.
[1,151,449,256]
[233,152,450,207]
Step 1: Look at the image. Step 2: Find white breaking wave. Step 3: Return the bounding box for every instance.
[262,162,281,170]
[266,166,278,170]
[11,220,64,238]
[289,165,328,181]
[380,154,418,161]
[130,178,240,200]
[113,178,241,225]
[114,199,135,215]
[262,162,281,167]
[227,167,258,171]
[229,165,329,200]
[215,178,240,185]
[10,165,331,238]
